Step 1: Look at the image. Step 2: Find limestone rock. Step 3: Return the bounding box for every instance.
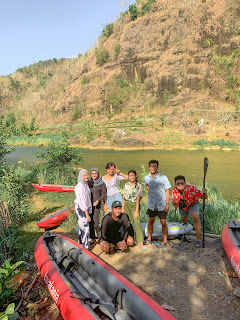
[110,129,127,142]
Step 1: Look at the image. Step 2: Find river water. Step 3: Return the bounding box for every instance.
[4,146,240,200]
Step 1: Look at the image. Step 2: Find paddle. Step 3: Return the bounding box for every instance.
[202,157,209,248]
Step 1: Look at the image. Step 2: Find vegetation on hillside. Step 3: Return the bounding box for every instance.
[1,0,240,149]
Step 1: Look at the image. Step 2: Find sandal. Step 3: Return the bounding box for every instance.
[144,240,153,246]
[164,241,173,248]
[195,241,202,248]
[137,244,148,251]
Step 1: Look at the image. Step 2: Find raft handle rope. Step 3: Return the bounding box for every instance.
[70,292,116,320]
[67,247,76,256]
[114,288,127,309]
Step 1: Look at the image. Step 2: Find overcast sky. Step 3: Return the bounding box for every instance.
[0,0,135,76]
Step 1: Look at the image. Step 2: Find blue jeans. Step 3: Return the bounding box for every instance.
[106,193,122,212]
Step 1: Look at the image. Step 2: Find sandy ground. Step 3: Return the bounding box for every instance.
[86,234,240,320]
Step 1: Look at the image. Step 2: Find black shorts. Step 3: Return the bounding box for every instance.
[147,209,167,219]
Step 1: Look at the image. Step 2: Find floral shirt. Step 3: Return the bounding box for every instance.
[123,182,143,203]
[172,185,203,212]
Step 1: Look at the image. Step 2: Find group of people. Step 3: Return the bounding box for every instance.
[74,160,207,253]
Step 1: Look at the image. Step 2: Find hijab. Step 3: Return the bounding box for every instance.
[78,169,88,184]
[89,167,105,187]
[77,169,91,208]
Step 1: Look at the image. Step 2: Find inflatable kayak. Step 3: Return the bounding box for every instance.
[142,222,193,238]
[221,220,240,279]
[35,232,176,320]
[32,183,75,193]
[37,206,74,230]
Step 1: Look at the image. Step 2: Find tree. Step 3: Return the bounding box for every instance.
[34,142,83,168]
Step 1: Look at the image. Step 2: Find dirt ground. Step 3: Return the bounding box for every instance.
[87,234,240,320]
[24,232,240,320]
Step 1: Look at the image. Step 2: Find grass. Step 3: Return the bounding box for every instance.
[193,139,239,149]
[6,133,76,146]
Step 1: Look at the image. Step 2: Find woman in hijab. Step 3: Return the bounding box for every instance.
[74,169,92,249]
[89,167,107,240]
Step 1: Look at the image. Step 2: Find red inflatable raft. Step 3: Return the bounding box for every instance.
[35,232,176,320]
[32,183,75,193]
[37,206,74,230]
[221,220,240,279]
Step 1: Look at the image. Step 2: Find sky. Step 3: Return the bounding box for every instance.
[1,0,135,76]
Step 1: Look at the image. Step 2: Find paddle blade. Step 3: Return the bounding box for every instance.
[204,157,208,179]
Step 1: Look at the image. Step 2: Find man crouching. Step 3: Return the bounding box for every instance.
[171,175,208,248]
[100,200,134,254]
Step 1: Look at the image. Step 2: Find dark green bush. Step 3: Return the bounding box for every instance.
[141,0,156,15]
[129,4,139,21]
[102,23,114,39]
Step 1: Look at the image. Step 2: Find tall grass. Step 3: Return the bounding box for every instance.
[35,165,78,185]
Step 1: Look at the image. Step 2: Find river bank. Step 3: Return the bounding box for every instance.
[6,139,240,151]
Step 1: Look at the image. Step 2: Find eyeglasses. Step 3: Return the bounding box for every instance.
[176,182,185,185]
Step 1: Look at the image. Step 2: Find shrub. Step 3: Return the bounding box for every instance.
[102,23,114,39]
[193,139,239,148]
[160,114,166,127]
[0,259,24,308]
[34,142,83,168]
[0,129,13,162]
[81,74,87,85]
[227,74,239,89]
[164,93,170,104]
[114,44,121,59]
[72,106,83,120]
[95,48,109,66]
[116,78,129,89]
[203,39,214,48]
[193,139,209,147]
[141,0,156,15]
[107,114,114,120]
[128,4,139,21]
[0,165,29,225]
[9,77,21,91]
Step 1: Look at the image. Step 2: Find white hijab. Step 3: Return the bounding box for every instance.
[77,169,91,209]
